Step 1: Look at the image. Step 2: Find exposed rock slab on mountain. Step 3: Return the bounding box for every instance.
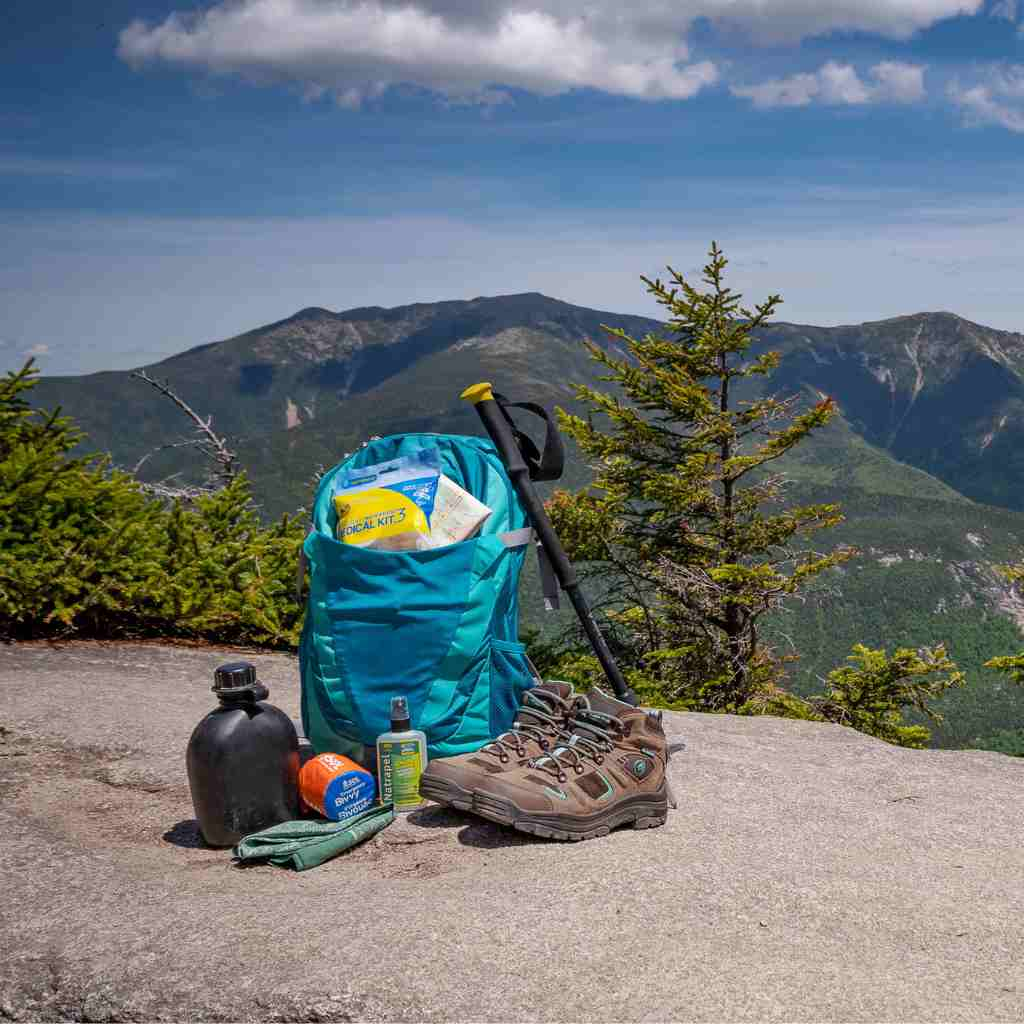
[2,642,1022,1022]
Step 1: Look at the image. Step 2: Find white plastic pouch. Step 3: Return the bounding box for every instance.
[425,474,492,547]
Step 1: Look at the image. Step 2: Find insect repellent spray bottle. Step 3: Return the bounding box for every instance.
[376,696,428,812]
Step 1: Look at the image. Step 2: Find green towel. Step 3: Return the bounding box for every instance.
[234,804,395,871]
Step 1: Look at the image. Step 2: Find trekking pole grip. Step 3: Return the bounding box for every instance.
[460,383,528,476]
[461,382,637,706]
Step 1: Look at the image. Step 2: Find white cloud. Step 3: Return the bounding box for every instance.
[948,65,1024,132]
[817,62,874,104]
[733,71,820,108]
[733,61,926,108]
[731,69,820,109]
[117,0,977,104]
[870,61,928,102]
[118,1,717,104]
[697,0,980,42]
[371,0,984,42]
[988,0,1017,19]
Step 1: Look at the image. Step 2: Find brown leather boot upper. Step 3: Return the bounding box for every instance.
[471,689,670,831]
[419,681,576,806]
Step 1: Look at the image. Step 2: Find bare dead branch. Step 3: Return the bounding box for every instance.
[132,439,204,476]
[136,482,210,502]
[131,468,214,503]
[130,371,238,484]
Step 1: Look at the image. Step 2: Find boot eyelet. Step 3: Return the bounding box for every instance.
[500,754,509,764]
[596,755,604,765]
[558,773,567,783]
[574,765,585,774]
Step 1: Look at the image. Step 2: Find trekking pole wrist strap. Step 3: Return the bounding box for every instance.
[492,393,565,482]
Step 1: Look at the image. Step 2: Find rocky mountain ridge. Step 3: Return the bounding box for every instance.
[29,293,657,482]
[762,312,1024,508]
[31,298,1024,511]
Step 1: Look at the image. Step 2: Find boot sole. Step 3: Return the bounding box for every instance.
[472,791,668,841]
[419,774,475,812]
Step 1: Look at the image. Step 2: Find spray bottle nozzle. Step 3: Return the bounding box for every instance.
[390,695,411,731]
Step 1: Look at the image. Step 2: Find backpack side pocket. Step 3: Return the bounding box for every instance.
[488,639,535,739]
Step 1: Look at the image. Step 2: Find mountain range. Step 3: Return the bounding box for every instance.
[29,294,1024,749]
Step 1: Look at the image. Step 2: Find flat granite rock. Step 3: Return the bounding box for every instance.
[1,641,1022,1023]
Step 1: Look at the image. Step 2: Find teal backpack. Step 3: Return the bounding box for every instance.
[299,432,543,766]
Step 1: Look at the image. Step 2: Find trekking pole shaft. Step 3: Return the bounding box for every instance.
[461,382,637,705]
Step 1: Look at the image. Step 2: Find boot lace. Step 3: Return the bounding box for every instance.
[530,710,622,784]
[480,689,574,764]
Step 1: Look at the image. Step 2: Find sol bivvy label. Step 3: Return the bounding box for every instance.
[299,752,376,821]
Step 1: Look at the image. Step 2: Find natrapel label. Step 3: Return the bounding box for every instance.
[377,739,424,809]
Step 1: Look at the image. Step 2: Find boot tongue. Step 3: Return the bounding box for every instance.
[582,688,635,719]
[569,690,653,754]
[537,680,574,702]
[534,690,633,766]
[548,698,621,759]
[512,682,569,725]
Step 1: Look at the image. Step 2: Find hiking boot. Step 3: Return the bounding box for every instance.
[418,681,577,811]
[471,689,671,841]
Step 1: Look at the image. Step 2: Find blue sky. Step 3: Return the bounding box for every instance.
[2,1,1022,375]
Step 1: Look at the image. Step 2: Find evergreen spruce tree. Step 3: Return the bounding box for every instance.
[808,643,964,749]
[549,243,853,710]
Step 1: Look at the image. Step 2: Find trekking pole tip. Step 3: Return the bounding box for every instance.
[461,382,494,405]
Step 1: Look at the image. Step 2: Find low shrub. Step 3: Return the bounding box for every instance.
[0,362,304,647]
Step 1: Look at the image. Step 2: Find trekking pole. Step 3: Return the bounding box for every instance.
[461,382,638,706]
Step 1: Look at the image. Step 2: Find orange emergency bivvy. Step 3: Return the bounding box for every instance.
[299,752,377,820]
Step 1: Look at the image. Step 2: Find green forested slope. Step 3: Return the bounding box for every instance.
[760,482,1024,747]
